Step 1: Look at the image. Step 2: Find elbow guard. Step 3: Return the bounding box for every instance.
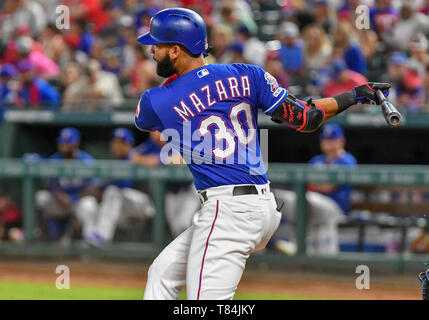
[270,94,325,133]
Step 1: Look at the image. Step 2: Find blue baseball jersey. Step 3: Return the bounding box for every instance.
[135,63,288,190]
[309,152,357,214]
[49,150,95,203]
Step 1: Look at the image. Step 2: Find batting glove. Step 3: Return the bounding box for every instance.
[353,82,391,105]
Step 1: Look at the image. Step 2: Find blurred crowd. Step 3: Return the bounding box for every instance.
[0,0,429,113]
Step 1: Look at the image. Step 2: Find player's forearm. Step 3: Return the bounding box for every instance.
[312,97,339,120]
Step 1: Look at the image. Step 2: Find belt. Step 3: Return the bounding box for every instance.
[199,185,259,204]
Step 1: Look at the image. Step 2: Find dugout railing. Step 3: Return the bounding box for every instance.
[0,159,429,271]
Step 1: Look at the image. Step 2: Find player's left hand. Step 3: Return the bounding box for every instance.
[353,82,391,105]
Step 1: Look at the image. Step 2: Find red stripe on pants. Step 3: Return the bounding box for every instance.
[197,200,220,300]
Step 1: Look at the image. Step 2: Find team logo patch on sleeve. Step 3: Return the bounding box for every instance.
[197,68,210,78]
[264,72,279,93]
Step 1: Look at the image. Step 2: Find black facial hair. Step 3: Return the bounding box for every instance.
[156,53,176,78]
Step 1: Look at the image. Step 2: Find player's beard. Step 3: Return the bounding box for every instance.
[156,53,176,78]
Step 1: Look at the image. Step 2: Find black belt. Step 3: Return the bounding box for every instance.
[199,185,259,203]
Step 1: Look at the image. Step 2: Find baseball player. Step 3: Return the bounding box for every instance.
[76,128,155,244]
[133,129,200,238]
[36,127,94,241]
[135,8,391,300]
[274,123,357,256]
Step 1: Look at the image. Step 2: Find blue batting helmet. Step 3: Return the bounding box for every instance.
[137,7,208,55]
[57,127,81,145]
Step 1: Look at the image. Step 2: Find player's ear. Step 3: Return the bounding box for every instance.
[169,44,181,60]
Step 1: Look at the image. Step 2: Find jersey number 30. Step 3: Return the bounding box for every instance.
[198,102,256,159]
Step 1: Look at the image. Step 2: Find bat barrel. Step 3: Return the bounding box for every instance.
[375,89,403,127]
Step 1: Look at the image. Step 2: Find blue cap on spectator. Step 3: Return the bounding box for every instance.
[228,42,244,55]
[237,24,251,37]
[0,64,18,77]
[319,124,344,140]
[389,52,407,65]
[57,127,81,144]
[112,128,134,145]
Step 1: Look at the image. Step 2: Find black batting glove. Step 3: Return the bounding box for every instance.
[353,82,391,105]
[334,82,391,114]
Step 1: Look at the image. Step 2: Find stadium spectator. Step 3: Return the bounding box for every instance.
[15,35,60,80]
[227,42,247,64]
[40,23,73,67]
[85,59,124,110]
[128,46,160,97]
[0,0,46,43]
[408,35,429,78]
[274,124,357,256]
[131,130,199,238]
[332,21,367,75]
[236,24,266,67]
[0,187,23,243]
[60,62,89,111]
[214,0,257,36]
[358,29,387,82]
[392,3,429,52]
[64,0,111,34]
[278,22,305,75]
[211,24,234,64]
[36,127,95,242]
[76,128,155,245]
[337,0,362,22]
[264,49,290,90]
[369,0,399,36]
[0,63,20,107]
[322,60,368,98]
[312,0,335,35]
[302,23,332,91]
[0,0,427,112]
[16,59,61,108]
[396,61,425,113]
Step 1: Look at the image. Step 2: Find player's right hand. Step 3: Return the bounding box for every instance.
[353,82,391,105]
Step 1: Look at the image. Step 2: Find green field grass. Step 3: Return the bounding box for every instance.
[0,280,320,300]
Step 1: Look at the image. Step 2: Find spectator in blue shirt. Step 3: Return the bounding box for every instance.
[332,22,367,75]
[17,60,61,109]
[0,63,19,108]
[36,127,95,242]
[278,22,304,75]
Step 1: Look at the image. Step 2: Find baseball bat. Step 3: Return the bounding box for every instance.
[375,89,403,127]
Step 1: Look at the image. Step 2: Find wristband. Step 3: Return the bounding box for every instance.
[333,90,355,114]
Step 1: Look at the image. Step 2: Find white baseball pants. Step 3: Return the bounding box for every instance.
[76,185,155,241]
[165,184,201,237]
[143,183,281,300]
